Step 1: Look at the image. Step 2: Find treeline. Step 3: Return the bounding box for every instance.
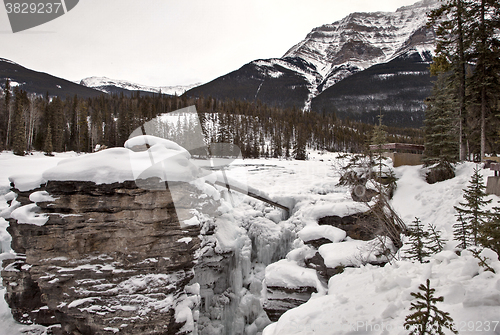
[0,83,423,159]
[424,0,500,165]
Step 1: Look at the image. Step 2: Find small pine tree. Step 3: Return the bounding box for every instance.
[404,279,457,335]
[371,112,388,176]
[427,224,446,254]
[453,213,472,250]
[454,166,491,246]
[370,113,397,199]
[470,247,496,273]
[405,217,432,263]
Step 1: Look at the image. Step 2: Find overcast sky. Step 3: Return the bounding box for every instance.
[1,0,420,86]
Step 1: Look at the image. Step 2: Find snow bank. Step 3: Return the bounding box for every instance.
[8,173,46,192]
[264,250,500,335]
[43,144,199,186]
[318,237,392,268]
[263,160,500,335]
[5,136,206,191]
[264,259,326,295]
[298,225,346,243]
[29,191,56,203]
[10,204,48,226]
[124,135,189,156]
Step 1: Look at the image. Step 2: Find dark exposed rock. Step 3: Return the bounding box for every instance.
[425,162,455,184]
[2,178,219,335]
[263,286,317,322]
[303,237,333,249]
[350,185,378,202]
[304,252,345,280]
[318,212,382,241]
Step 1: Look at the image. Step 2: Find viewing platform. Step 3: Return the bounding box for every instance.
[486,162,500,196]
[369,143,424,167]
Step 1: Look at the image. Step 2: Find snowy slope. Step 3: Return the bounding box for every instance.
[262,162,500,335]
[80,76,201,96]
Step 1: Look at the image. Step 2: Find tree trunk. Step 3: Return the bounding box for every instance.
[457,0,467,161]
[479,0,486,160]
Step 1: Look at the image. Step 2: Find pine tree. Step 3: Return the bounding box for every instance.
[428,0,471,160]
[423,73,459,167]
[427,224,446,254]
[48,97,64,152]
[293,126,307,161]
[453,213,472,249]
[405,217,432,263]
[4,79,12,149]
[77,100,89,152]
[272,132,282,158]
[454,166,491,246]
[43,124,53,156]
[467,0,500,160]
[404,279,457,335]
[12,88,27,156]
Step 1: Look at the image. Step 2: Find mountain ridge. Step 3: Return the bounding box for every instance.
[0,58,103,99]
[80,76,201,97]
[185,0,440,126]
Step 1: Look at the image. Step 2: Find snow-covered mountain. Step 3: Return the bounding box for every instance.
[186,0,440,126]
[284,0,437,94]
[0,58,103,99]
[80,76,201,96]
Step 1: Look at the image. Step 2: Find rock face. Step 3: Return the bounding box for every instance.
[261,206,400,322]
[2,178,218,335]
[318,213,381,241]
[263,286,317,322]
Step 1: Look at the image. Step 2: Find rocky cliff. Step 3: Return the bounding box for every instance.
[0,134,296,335]
[2,178,218,335]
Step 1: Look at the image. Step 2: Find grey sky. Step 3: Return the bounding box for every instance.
[1,0,420,86]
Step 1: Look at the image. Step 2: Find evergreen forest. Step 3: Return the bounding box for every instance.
[0,87,423,159]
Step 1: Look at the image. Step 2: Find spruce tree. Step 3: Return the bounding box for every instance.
[454,166,491,246]
[44,124,53,156]
[427,224,446,254]
[423,73,459,167]
[370,113,397,198]
[453,213,472,249]
[12,88,27,156]
[371,113,388,175]
[467,0,500,159]
[404,279,457,335]
[293,127,307,161]
[428,0,471,160]
[4,79,12,149]
[405,217,432,263]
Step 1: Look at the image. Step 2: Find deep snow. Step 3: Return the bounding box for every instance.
[0,148,499,335]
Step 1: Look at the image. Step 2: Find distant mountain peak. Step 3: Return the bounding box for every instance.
[283,0,439,94]
[80,76,201,96]
[185,0,439,126]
